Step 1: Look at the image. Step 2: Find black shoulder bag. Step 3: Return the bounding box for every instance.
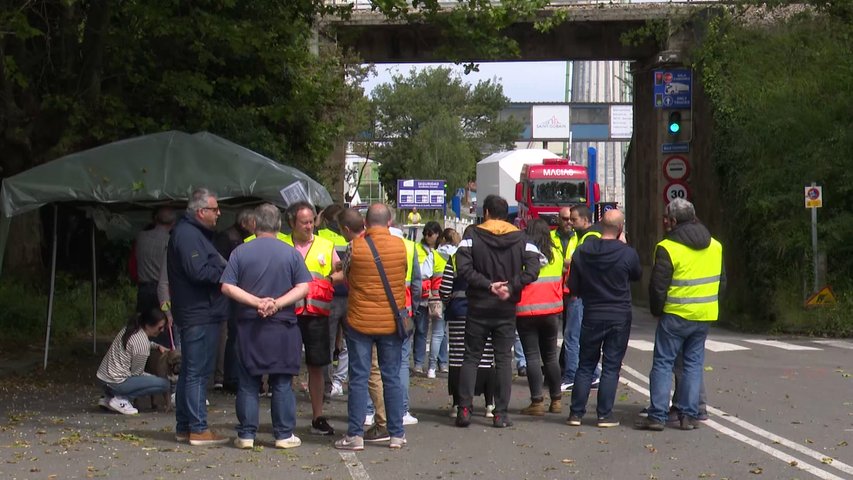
[365,236,413,341]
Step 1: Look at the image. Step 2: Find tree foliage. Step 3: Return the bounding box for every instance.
[0,0,367,182]
[693,4,853,326]
[367,67,521,201]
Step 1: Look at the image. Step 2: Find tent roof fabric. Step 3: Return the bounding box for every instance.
[0,131,332,218]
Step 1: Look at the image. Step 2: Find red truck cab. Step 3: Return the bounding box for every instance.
[514,158,599,229]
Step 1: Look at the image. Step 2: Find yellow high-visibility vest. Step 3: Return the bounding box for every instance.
[656,238,723,321]
[282,234,336,317]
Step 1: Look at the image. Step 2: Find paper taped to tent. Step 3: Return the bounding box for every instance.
[0,131,333,367]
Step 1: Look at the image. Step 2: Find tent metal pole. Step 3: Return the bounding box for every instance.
[91,221,97,354]
[44,205,58,370]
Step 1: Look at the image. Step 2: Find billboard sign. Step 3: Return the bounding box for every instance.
[531,105,571,139]
[397,179,446,209]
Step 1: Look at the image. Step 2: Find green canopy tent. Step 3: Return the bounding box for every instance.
[0,131,332,368]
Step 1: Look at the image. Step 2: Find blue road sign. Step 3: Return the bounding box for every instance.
[397,179,446,209]
[662,142,690,154]
[653,69,692,109]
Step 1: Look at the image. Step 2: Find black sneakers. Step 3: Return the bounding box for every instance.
[492,413,513,428]
[364,424,391,442]
[634,416,665,431]
[311,416,335,436]
[455,406,471,427]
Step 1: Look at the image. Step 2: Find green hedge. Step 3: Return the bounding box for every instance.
[0,273,135,347]
[694,7,853,334]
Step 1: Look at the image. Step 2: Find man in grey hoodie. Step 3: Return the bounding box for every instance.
[566,209,641,428]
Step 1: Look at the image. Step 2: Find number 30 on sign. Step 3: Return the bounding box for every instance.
[664,181,690,204]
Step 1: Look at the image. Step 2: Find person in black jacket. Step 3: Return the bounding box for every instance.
[566,209,641,428]
[454,195,541,428]
[167,188,230,446]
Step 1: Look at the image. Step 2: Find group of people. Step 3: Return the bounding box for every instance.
[95,187,724,450]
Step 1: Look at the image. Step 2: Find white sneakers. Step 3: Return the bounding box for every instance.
[485,405,495,418]
[234,437,254,449]
[275,434,302,449]
[403,411,418,425]
[108,396,138,415]
[330,382,345,397]
[427,368,437,379]
[560,382,574,392]
[364,414,375,426]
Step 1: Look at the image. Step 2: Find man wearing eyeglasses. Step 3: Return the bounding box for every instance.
[167,187,230,446]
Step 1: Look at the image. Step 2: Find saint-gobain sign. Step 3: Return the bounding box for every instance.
[531,105,571,139]
[397,179,446,209]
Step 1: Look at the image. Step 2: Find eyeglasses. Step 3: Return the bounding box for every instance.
[559,217,572,222]
[201,207,221,213]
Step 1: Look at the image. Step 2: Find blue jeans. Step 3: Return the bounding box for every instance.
[648,314,710,422]
[235,357,296,440]
[570,313,632,419]
[561,297,600,384]
[412,306,429,368]
[513,332,526,368]
[400,331,412,413]
[428,314,448,370]
[346,326,404,438]
[176,323,222,434]
[100,375,169,400]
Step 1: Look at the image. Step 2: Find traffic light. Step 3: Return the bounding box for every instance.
[667,111,682,135]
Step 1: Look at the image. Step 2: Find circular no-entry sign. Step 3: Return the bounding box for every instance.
[664,181,690,204]
[663,156,690,181]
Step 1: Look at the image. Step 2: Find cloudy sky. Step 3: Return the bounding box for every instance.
[361,61,570,102]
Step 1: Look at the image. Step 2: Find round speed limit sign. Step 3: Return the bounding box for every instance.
[663,181,690,204]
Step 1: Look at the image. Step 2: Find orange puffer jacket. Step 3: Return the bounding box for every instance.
[347,227,409,335]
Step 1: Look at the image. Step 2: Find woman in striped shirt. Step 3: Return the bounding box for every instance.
[96,308,170,415]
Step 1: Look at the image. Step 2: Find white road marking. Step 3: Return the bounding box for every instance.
[629,339,750,352]
[812,339,853,350]
[620,365,853,479]
[705,339,750,352]
[743,339,822,351]
[340,451,371,480]
[628,339,655,351]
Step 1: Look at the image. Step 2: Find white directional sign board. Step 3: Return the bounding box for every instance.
[663,155,690,181]
[610,105,633,139]
[664,181,690,204]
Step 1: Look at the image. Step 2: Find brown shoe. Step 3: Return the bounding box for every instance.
[520,400,546,416]
[549,397,562,414]
[189,430,229,446]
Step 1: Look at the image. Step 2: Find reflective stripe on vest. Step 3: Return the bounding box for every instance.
[283,234,335,317]
[403,238,416,316]
[657,238,723,322]
[431,249,449,299]
[517,245,564,317]
[415,242,431,299]
[551,230,578,295]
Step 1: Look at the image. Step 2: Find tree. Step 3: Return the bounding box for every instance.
[369,67,521,202]
[0,0,367,276]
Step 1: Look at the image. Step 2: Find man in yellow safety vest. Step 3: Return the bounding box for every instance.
[637,198,725,432]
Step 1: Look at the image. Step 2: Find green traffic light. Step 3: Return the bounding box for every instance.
[667,111,682,135]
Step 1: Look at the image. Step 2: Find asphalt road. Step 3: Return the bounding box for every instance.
[0,308,850,480]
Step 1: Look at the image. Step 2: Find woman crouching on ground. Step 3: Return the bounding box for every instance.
[96,308,170,414]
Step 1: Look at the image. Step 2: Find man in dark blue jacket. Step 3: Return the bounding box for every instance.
[167,188,230,446]
[566,209,641,428]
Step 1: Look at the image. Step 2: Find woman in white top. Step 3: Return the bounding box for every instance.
[96,308,170,414]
